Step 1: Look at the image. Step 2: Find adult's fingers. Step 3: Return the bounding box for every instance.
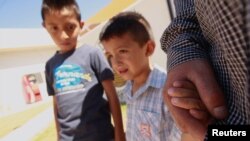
[168,87,199,98]
[171,97,206,110]
[173,80,196,90]
[164,64,208,140]
[189,109,215,127]
[189,109,209,120]
[188,60,228,119]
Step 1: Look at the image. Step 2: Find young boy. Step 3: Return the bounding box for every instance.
[42,0,125,140]
[100,11,210,141]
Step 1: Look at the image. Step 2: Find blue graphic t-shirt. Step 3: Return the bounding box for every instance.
[54,64,89,93]
[45,45,114,141]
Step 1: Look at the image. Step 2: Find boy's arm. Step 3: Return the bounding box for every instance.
[52,96,60,140]
[102,79,126,141]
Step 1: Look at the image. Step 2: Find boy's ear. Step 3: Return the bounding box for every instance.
[42,22,46,28]
[145,40,155,56]
[80,21,84,29]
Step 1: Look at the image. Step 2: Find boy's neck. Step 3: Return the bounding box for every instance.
[131,66,152,94]
[58,48,76,54]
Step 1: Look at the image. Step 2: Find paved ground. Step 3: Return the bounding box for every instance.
[1,107,53,141]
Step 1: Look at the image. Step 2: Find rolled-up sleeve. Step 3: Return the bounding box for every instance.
[160,0,209,71]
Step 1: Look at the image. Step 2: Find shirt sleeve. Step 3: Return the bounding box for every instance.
[45,62,55,96]
[90,47,114,82]
[160,0,210,71]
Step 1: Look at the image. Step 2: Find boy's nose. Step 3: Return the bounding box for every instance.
[61,31,69,39]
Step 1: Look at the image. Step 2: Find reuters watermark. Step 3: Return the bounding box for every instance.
[208,125,249,140]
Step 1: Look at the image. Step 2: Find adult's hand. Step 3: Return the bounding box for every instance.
[164,59,228,140]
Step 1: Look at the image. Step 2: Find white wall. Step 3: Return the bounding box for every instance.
[0,48,56,115]
[0,29,54,49]
[79,0,171,69]
[0,64,49,115]
[0,47,56,69]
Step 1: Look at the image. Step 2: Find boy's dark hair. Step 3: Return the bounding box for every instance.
[41,0,81,22]
[99,11,153,46]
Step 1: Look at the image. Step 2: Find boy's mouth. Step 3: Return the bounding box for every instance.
[61,42,71,46]
[118,69,128,74]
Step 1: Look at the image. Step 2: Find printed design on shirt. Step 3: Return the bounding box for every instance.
[140,123,151,138]
[54,64,92,93]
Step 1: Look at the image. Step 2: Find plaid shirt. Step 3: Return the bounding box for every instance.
[123,66,181,141]
[161,0,250,133]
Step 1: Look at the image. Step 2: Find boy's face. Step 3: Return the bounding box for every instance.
[102,33,153,81]
[43,8,83,53]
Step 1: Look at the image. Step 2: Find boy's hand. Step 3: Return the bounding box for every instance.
[168,80,214,126]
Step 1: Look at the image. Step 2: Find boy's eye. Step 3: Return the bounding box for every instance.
[49,26,58,32]
[67,24,76,30]
[119,50,128,53]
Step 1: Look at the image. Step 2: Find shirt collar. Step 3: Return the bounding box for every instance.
[123,66,166,99]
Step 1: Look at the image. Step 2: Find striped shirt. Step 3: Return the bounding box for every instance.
[161,0,250,139]
[123,66,181,141]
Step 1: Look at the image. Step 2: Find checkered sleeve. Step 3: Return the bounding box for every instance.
[161,0,250,140]
[160,0,210,71]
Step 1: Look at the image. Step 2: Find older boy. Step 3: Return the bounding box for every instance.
[42,0,125,140]
[100,11,209,141]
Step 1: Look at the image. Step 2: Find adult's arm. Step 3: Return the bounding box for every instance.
[161,0,228,140]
